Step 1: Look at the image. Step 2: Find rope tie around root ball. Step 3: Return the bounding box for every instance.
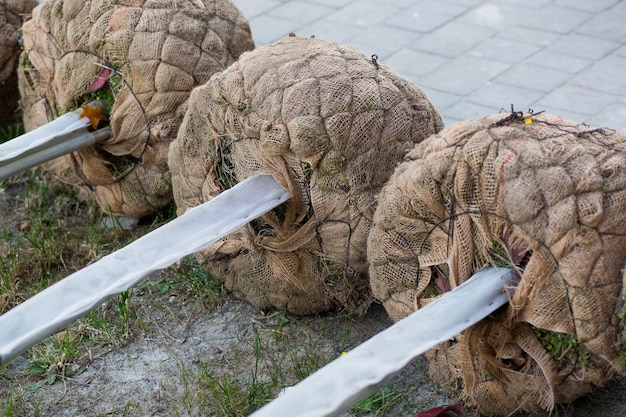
[168,35,444,315]
[367,110,626,415]
[18,0,254,218]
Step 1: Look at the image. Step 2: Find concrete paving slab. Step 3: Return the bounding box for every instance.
[418,87,463,113]
[268,1,334,24]
[498,0,552,7]
[385,2,469,33]
[494,61,571,93]
[547,34,621,60]
[616,45,626,57]
[294,20,361,44]
[231,0,626,133]
[383,49,448,78]
[536,83,618,117]
[589,100,626,130]
[571,55,626,95]
[496,25,562,47]
[234,0,280,19]
[420,55,510,95]
[248,15,302,45]
[514,5,593,34]
[307,0,354,7]
[468,37,542,64]
[441,98,499,125]
[465,81,546,110]
[577,3,626,41]
[324,2,400,28]
[526,51,593,74]
[460,3,539,31]
[555,0,621,12]
[408,20,498,58]
[344,26,422,60]
[442,0,486,6]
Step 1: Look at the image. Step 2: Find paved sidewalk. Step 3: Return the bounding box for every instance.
[232,0,626,132]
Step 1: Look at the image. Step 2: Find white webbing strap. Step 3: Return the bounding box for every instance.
[250,267,519,417]
[0,174,290,365]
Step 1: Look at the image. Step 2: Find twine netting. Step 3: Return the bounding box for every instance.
[18,0,253,218]
[368,111,626,415]
[169,35,444,315]
[0,0,38,126]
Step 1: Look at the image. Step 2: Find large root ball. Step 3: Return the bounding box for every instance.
[0,0,38,126]
[168,35,444,315]
[18,0,253,218]
[368,111,626,415]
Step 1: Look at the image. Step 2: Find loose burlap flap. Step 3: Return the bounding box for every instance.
[368,111,626,415]
[169,35,444,315]
[18,0,253,218]
[0,0,38,126]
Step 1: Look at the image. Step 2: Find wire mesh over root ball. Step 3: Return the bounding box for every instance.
[0,0,38,126]
[168,35,444,315]
[18,0,253,218]
[367,111,626,415]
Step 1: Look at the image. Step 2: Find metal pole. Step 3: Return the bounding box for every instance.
[0,111,111,181]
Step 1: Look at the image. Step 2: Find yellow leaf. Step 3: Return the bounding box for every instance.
[79,102,108,130]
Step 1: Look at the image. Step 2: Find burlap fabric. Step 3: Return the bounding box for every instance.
[368,111,626,414]
[169,35,444,315]
[0,0,38,127]
[18,0,253,218]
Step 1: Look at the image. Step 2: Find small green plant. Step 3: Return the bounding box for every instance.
[0,125,22,144]
[288,344,328,381]
[117,290,142,335]
[18,290,148,393]
[83,309,115,344]
[66,63,123,115]
[252,309,291,344]
[95,150,137,179]
[197,326,273,416]
[52,2,62,16]
[360,93,377,110]
[25,328,84,391]
[349,387,404,415]
[80,293,145,348]
[268,311,290,337]
[120,399,142,416]
[20,52,34,69]
[147,256,225,309]
[1,387,42,417]
[532,326,590,368]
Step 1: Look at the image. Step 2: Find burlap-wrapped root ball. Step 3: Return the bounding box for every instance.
[0,0,38,127]
[368,111,626,414]
[169,35,444,315]
[18,0,253,218]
